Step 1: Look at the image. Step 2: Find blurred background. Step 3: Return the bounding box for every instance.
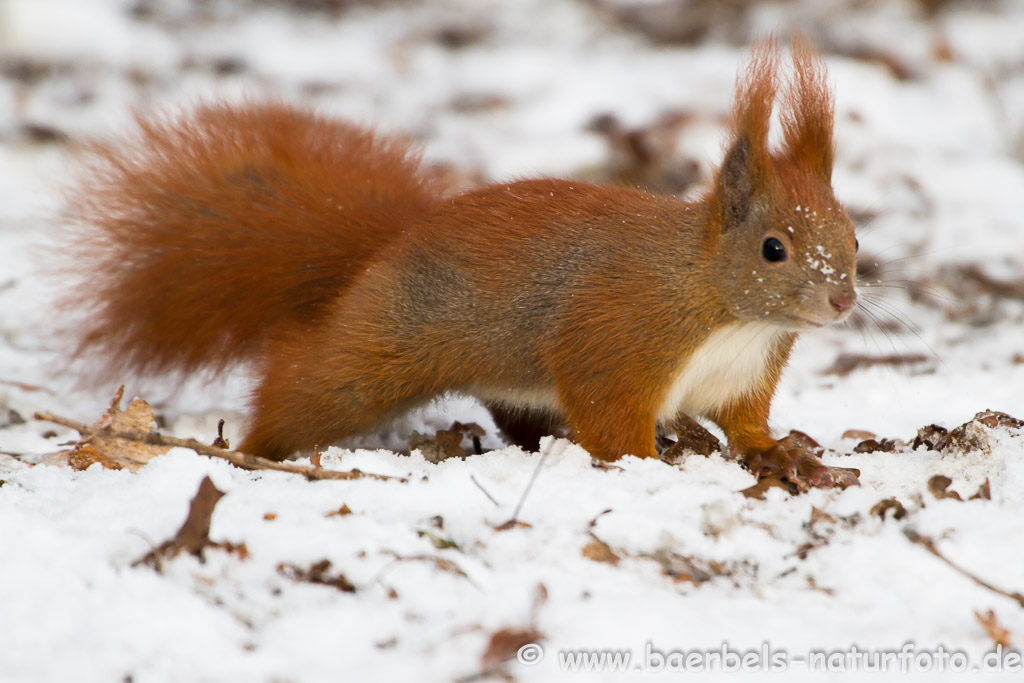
[1,0,1023,438]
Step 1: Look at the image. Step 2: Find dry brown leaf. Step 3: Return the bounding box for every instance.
[278,559,356,592]
[975,609,1012,649]
[173,476,226,555]
[740,476,797,499]
[928,475,963,501]
[946,420,992,455]
[913,424,951,452]
[409,429,466,463]
[644,550,733,585]
[660,414,721,464]
[531,583,548,622]
[870,498,908,521]
[842,429,876,441]
[50,386,170,472]
[809,507,836,526]
[481,627,544,670]
[973,410,1024,430]
[450,421,486,438]
[493,519,532,531]
[326,503,353,517]
[971,479,992,501]
[582,534,620,566]
[450,421,486,454]
[854,438,900,453]
[135,475,246,568]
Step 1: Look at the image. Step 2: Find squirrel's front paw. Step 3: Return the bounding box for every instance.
[734,431,860,492]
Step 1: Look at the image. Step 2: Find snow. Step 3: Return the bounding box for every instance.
[2,0,1024,681]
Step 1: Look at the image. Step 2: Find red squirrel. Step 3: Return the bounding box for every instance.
[65,38,860,489]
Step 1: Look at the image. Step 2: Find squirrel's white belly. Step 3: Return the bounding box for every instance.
[474,322,783,422]
[657,322,784,422]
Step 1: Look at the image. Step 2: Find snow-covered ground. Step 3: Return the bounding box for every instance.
[1,0,1023,680]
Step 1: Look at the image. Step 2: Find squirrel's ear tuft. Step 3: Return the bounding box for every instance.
[717,38,777,231]
[780,33,835,180]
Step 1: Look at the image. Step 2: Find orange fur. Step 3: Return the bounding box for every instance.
[68,101,443,377]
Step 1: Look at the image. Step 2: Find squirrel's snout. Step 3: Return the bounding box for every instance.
[829,290,856,314]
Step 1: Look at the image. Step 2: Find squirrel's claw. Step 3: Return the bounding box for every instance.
[736,432,860,492]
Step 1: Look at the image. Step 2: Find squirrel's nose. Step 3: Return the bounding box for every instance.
[829,290,856,314]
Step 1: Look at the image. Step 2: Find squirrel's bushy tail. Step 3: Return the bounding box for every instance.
[66,100,443,378]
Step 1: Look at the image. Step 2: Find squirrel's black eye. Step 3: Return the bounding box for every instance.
[762,237,786,263]
[855,238,860,252]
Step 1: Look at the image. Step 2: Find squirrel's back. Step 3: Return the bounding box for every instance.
[66,100,444,378]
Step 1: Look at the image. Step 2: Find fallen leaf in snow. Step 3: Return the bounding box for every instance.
[581,534,620,566]
[975,609,1012,649]
[973,410,1024,430]
[481,627,544,670]
[928,475,963,501]
[660,414,721,464]
[531,583,548,622]
[134,476,246,568]
[449,421,486,454]
[50,386,170,471]
[808,506,836,526]
[0,408,25,429]
[172,476,226,555]
[740,476,797,499]
[643,550,737,585]
[870,498,908,521]
[971,479,992,501]
[278,559,356,592]
[326,503,353,517]
[842,429,876,441]
[409,429,466,463]
[854,438,900,453]
[946,420,992,455]
[913,424,950,452]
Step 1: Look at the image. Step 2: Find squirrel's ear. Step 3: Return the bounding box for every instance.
[718,134,760,230]
[780,34,835,181]
[718,39,777,232]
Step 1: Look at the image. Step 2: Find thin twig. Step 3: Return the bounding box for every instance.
[470,474,500,507]
[503,439,562,526]
[905,529,1024,608]
[34,411,405,483]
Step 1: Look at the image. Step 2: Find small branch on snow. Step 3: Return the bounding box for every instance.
[905,529,1024,608]
[495,438,563,529]
[470,474,500,507]
[33,411,405,483]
